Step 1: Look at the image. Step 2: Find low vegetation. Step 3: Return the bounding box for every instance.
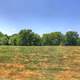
[0,46,79,80]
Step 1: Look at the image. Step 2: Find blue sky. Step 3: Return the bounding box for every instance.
[0,0,80,35]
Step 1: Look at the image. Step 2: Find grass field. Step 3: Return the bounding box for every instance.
[0,46,79,80]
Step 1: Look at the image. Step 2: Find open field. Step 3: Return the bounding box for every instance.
[0,46,79,80]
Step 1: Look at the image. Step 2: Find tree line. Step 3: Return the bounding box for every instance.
[0,29,80,46]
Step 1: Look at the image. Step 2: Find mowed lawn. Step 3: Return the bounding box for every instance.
[0,46,79,80]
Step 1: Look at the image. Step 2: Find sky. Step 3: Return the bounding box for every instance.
[0,0,80,35]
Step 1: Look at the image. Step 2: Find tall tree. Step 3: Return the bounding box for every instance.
[9,34,18,45]
[17,29,41,46]
[64,31,79,45]
[42,32,63,45]
[17,29,32,46]
[77,38,80,46]
[42,33,50,45]
[31,33,41,46]
[0,32,9,45]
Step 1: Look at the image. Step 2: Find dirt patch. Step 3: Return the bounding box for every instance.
[0,63,43,79]
[0,63,25,69]
[38,62,59,68]
[54,70,79,80]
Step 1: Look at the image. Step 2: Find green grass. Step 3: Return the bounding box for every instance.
[0,46,79,80]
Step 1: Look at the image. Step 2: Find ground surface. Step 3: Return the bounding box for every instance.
[0,46,79,80]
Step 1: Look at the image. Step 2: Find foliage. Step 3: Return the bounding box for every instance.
[0,29,80,46]
[42,32,63,45]
[64,31,79,45]
[0,32,9,45]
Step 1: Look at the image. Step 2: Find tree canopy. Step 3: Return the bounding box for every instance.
[0,29,80,46]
